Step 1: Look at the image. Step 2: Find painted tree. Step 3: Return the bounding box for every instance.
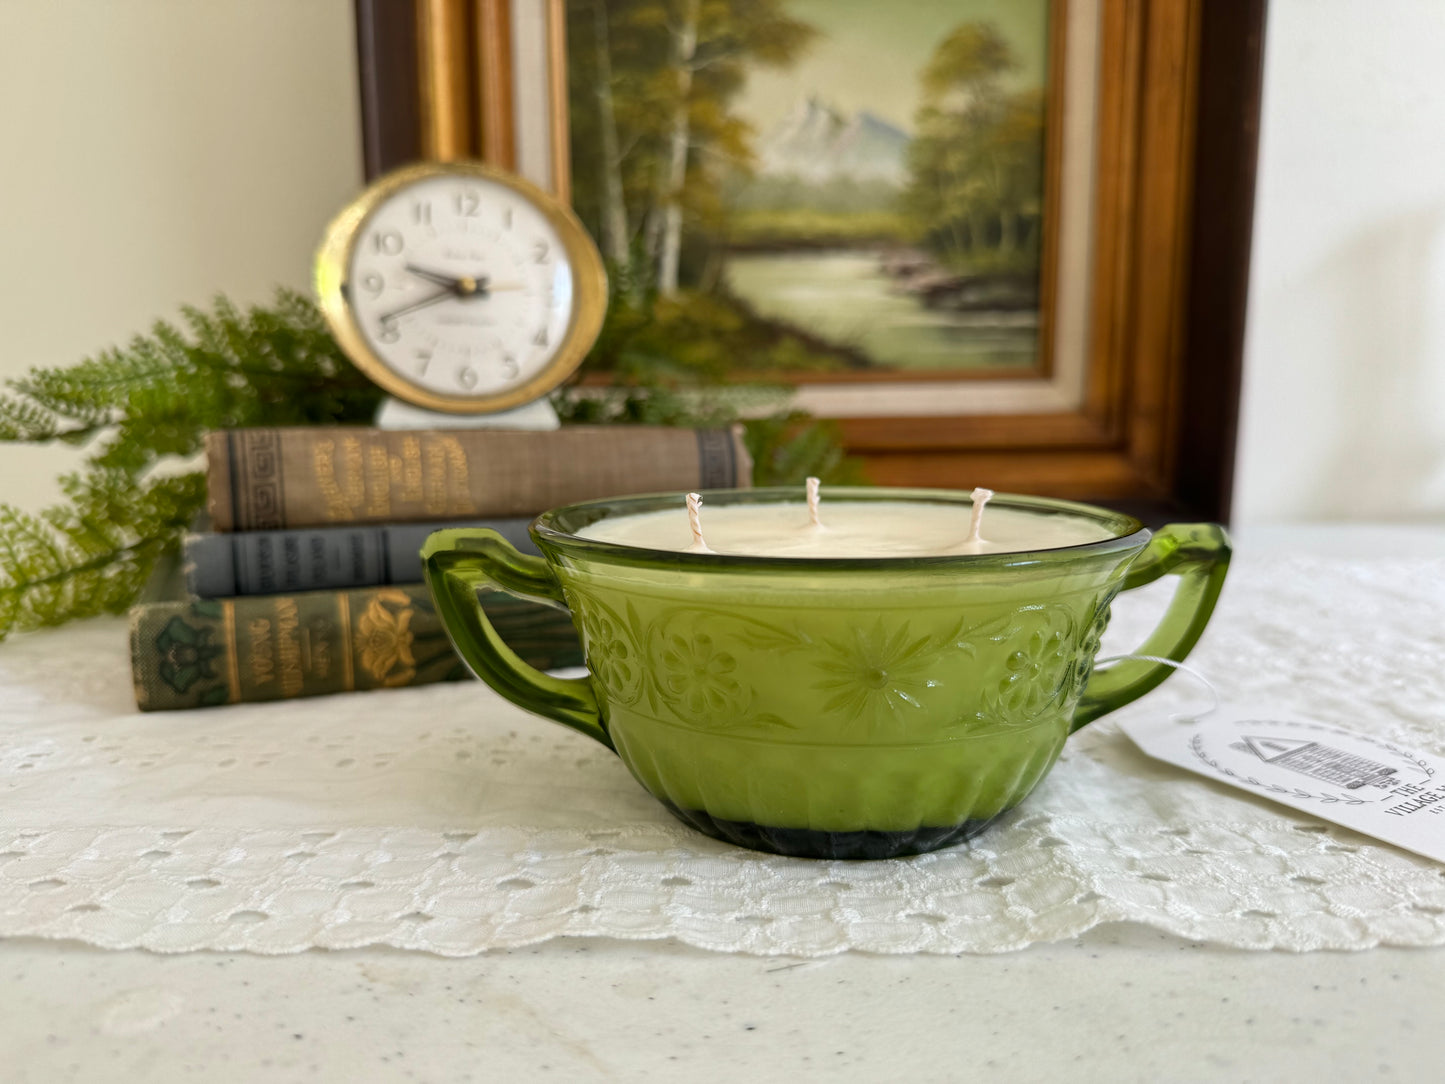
[589,0,632,273]
[568,0,815,297]
[660,0,817,293]
[903,21,1046,270]
[569,0,641,288]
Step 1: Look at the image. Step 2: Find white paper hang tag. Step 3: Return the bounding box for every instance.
[1119,706,1445,865]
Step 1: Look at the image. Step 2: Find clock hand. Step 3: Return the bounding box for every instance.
[404,265,492,297]
[377,288,455,324]
[404,264,463,290]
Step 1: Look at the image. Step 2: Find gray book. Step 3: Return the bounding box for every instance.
[184,519,538,597]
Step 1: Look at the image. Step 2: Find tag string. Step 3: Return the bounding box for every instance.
[1092,654,1222,723]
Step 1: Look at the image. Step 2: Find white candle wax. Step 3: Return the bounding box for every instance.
[576,499,1115,558]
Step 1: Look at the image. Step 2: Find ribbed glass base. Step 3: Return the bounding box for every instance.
[659,800,1008,860]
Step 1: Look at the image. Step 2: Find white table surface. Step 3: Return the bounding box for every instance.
[4,524,1444,1084]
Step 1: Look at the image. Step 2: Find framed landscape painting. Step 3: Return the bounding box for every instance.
[565,0,1056,384]
[353,0,1266,522]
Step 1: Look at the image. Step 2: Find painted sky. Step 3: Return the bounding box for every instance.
[732,0,1050,136]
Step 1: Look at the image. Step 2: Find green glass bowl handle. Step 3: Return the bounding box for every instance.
[421,528,611,750]
[1071,523,1231,731]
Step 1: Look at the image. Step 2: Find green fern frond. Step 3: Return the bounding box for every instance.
[0,290,383,640]
[0,497,146,637]
[742,413,863,487]
[0,393,101,444]
[0,470,209,640]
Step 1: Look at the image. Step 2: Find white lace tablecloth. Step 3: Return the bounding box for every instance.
[2,555,1443,956]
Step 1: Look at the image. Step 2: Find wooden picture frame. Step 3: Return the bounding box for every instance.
[352,0,1264,523]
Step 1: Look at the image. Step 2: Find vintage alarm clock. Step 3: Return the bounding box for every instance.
[316,161,607,415]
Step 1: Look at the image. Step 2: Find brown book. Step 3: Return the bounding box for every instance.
[206,425,752,532]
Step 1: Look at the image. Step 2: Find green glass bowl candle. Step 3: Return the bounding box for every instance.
[422,488,1230,859]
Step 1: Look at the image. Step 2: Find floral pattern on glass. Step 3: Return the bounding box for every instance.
[812,619,941,725]
[657,631,745,718]
[976,605,1077,729]
[563,587,1094,738]
[567,592,644,706]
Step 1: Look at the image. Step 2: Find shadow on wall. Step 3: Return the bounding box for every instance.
[1248,203,1445,521]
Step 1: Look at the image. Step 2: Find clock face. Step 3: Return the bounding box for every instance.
[317,163,606,413]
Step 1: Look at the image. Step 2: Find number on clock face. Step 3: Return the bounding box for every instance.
[345,174,575,400]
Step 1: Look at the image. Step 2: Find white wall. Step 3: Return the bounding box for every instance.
[1235,0,1445,523]
[0,0,361,510]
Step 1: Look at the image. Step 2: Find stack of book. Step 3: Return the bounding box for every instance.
[129,425,752,711]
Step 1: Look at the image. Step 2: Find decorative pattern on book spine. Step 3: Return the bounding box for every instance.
[231,430,285,531]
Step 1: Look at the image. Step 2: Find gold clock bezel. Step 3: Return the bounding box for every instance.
[315,160,608,415]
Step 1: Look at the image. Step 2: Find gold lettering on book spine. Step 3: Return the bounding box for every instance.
[285,427,746,529]
[341,437,366,517]
[416,435,472,516]
[395,436,424,504]
[443,437,470,514]
[275,597,303,697]
[365,442,392,518]
[314,437,370,522]
[316,433,465,520]
[422,438,448,514]
[314,439,338,518]
[247,618,275,687]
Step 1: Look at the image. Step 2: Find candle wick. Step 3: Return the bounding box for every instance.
[805,476,824,529]
[685,492,714,553]
[965,487,995,545]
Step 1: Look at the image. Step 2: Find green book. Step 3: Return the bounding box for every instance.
[129,557,582,711]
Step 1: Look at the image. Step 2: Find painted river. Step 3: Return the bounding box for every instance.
[724,249,1038,371]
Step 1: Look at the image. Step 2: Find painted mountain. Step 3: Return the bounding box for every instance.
[755,97,911,186]
[726,97,913,241]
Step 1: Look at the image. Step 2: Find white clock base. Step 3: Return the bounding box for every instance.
[373,395,562,432]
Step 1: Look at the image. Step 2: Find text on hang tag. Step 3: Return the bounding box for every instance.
[1119,706,1445,865]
